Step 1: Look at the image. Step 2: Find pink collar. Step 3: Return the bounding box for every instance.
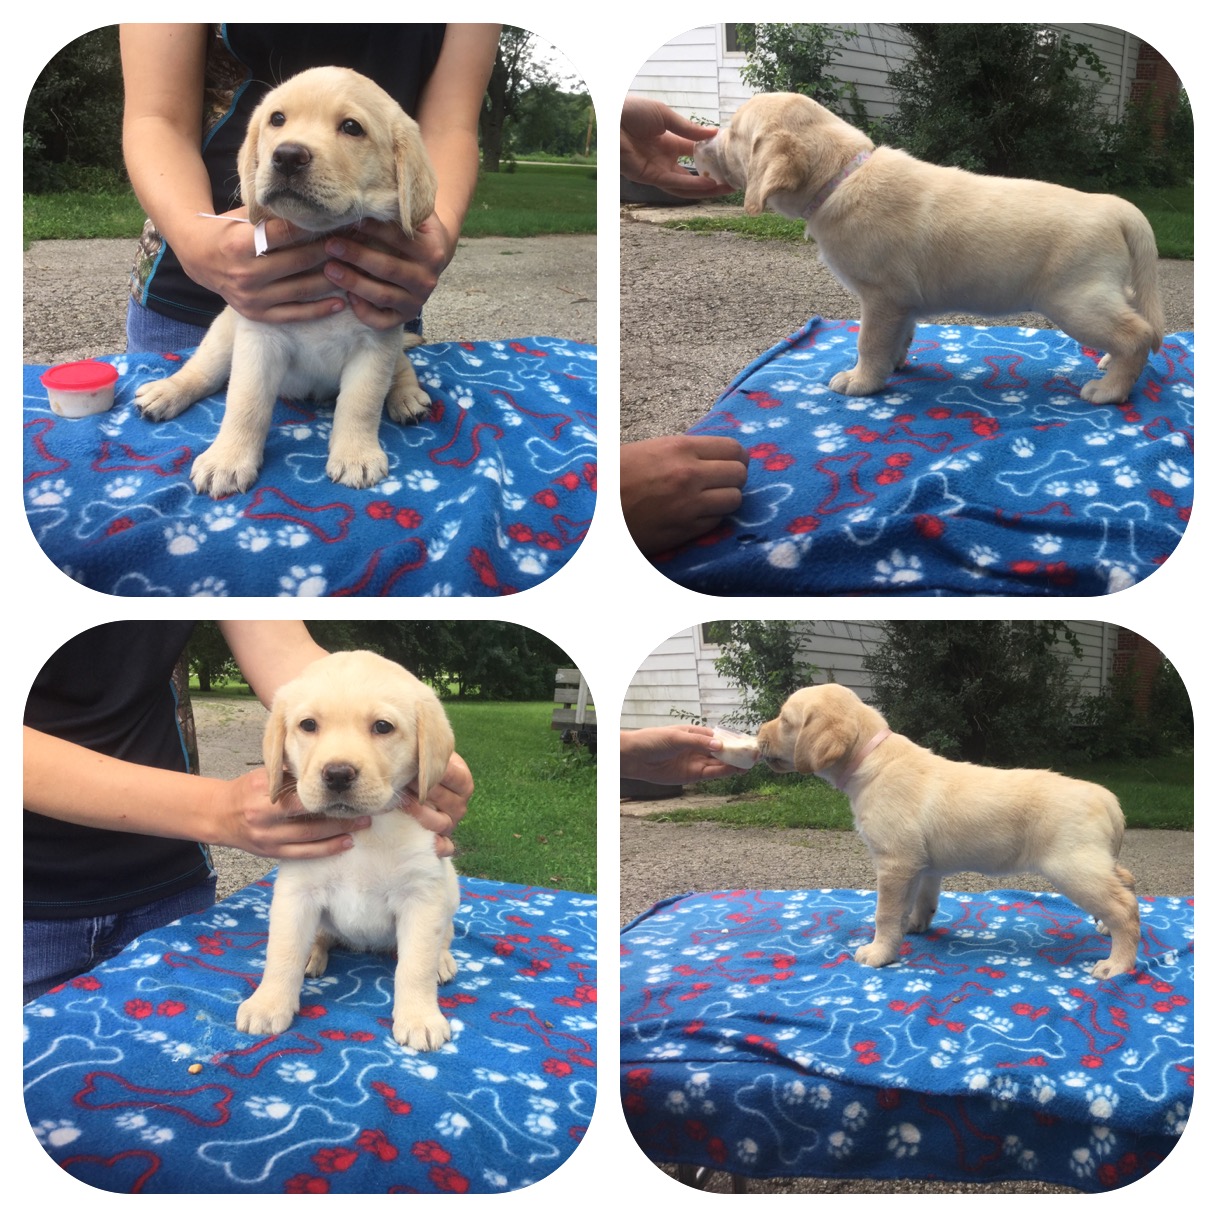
[802,149,873,218]
[830,728,892,789]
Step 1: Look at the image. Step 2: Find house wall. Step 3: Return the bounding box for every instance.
[622,620,1118,729]
[629,24,1145,126]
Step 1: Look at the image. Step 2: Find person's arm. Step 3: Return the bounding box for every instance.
[23,727,365,858]
[119,23,339,324]
[325,23,501,330]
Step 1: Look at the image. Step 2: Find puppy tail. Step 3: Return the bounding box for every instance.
[1124,209,1165,352]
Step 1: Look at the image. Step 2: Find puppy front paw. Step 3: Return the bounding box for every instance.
[829,368,885,397]
[191,445,260,498]
[135,377,195,421]
[393,1007,451,1052]
[326,446,389,489]
[236,988,298,1036]
[854,941,897,968]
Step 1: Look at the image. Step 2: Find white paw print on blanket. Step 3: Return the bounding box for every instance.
[1157,458,1192,489]
[436,1111,471,1139]
[1032,534,1063,555]
[165,521,205,556]
[238,526,273,553]
[1089,1125,1117,1158]
[1163,1101,1189,1135]
[105,475,142,499]
[968,544,999,568]
[886,1123,921,1158]
[1112,464,1141,488]
[34,1118,81,1148]
[874,550,923,586]
[1087,1084,1118,1121]
[842,1101,868,1131]
[204,504,241,532]
[525,1096,559,1136]
[405,468,441,493]
[278,564,327,596]
[1011,437,1035,458]
[827,1130,854,1158]
[188,575,228,596]
[246,1095,294,1120]
[736,1137,759,1166]
[275,525,311,549]
[28,478,71,507]
[1069,1148,1096,1179]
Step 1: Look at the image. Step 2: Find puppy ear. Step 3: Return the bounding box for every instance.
[414,695,455,804]
[238,97,269,225]
[793,711,853,774]
[743,132,807,216]
[393,115,438,237]
[262,698,289,802]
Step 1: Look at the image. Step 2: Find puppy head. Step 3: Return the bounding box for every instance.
[263,650,454,818]
[758,684,887,776]
[694,92,871,218]
[238,65,437,234]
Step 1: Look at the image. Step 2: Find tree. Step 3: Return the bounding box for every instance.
[186,622,240,693]
[736,24,860,120]
[480,26,539,172]
[24,25,124,192]
[863,621,1082,765]
[881,24,1110,181]
[707,621,818,731]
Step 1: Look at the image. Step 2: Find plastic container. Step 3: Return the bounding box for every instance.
[40,360,119,418]
[711,727,761,770]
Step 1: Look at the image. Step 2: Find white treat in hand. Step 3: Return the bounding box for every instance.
[712,730,760,769]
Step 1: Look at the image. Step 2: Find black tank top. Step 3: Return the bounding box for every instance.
[132,23,447,326]
[23,621,209,918]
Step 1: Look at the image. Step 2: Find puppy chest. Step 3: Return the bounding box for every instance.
[271,317,401,401]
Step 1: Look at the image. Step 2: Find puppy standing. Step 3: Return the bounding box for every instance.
[236,651,459,1050]
[758,684,1139,978]
[693,92,1164,404]
[136,66,438,497]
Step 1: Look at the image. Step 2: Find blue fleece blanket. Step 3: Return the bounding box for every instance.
[655,321,1193,595]
[23,338,596,597]
[621,887,1191,1192]
[24,875,596,1194]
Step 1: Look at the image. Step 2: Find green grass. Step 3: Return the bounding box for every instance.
[23,161,596,247]
[441,701,596,893]
[663,181,1194,259]
[461,161,595,237]
[646,752,1193,833]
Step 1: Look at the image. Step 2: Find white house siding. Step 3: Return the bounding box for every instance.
[622,620,1117,729]
[630,24,1141,126]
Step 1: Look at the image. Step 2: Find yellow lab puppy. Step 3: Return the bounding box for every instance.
[136,67,437,496]
[236,651,459,1050]
[758,683,1139,977]
[694,92,1164,404]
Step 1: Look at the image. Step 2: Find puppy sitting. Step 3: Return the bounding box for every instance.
[236,650,459,1050]
[136,66,437,497]
[758,683,1139,978]
[693,92,1164,404]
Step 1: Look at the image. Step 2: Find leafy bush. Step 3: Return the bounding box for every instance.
[736,23,865,123]
[864,621,1083,765]
[707,620,818,731]
[879,24,1111,181]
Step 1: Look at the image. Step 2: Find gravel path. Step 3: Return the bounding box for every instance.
[23,233,596,365]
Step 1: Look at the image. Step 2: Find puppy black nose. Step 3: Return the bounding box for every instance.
[271,143,312,177]
[322,763,357,792]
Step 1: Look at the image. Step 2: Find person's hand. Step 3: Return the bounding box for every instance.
[174,208,345,324]
[621,725,743,784]
[620,96,737,199]
[323,215,454,330]
[621,434,748,555]
[208,767,372,859]
[399,752,473,858]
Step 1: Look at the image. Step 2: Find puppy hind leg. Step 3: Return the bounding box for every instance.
[1052,863,1140,978]
[135,309,237,421]
[385,350,432,424]
[1054,298,1155,404]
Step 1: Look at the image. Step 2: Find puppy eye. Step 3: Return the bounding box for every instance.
[371,720,395,736]
[299,718,317,733]
[270,111,287,128]
[340,118,365,137]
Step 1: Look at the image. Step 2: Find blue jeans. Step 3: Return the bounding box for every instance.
[23,877,217,1004]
